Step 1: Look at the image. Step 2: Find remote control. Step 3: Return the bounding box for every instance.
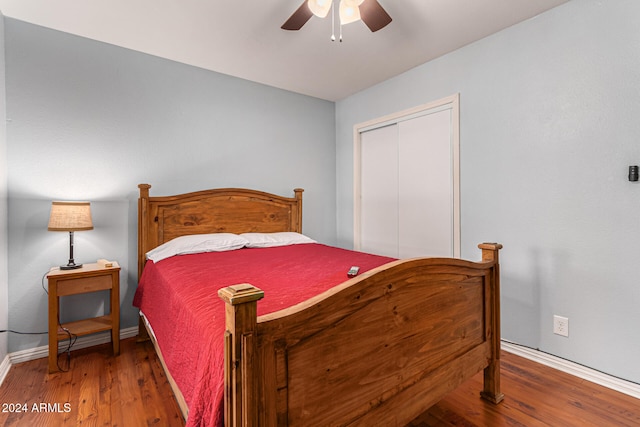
[347,266,360,277]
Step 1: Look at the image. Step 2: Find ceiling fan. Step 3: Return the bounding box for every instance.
[282,0,392,33]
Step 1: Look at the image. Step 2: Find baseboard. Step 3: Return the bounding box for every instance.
[0,354,11,386]
[6,326,138,366]
[502,341,640,400]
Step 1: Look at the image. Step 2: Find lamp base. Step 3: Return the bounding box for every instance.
[60,263,83,270]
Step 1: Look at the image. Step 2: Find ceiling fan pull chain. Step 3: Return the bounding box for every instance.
[331,0,336,41]
[330,0,342,42]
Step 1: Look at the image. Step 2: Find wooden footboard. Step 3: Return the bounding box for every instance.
[219,243,503,426]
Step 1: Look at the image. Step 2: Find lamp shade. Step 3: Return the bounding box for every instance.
[48,201,94,232]
[339,0,362,25]
[308,0,332,18]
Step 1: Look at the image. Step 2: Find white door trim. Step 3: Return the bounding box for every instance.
[353,93,460,257]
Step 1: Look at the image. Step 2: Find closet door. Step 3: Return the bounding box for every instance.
[398,109,452,258]
[359,124,399,258]
[355,94,460,259]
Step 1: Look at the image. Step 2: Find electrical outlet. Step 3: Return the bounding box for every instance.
[553,315,569,337]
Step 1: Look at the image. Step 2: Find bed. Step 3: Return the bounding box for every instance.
[135,183,504,426]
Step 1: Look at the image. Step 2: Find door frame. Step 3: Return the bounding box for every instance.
[353,93,461,257]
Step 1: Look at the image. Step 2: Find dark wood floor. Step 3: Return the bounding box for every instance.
[0,337,638,426]
[0,338,183,426]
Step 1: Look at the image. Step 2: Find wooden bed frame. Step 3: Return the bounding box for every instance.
[137,183,504,426]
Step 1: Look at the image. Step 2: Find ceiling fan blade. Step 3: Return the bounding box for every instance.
[282,1,314,30]
[359,0,392,32]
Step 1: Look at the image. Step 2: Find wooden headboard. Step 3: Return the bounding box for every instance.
[137,184,303,279]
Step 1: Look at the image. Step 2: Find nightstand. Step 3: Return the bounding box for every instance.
[46,262,121,373]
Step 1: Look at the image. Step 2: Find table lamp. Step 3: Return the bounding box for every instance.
[48,201,93,270]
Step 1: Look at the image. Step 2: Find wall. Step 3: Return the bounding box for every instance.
[0,11,8,362]
[4,18,336,353]
[336,0,640,383]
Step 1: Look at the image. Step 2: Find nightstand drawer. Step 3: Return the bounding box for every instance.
[56,274,113,296]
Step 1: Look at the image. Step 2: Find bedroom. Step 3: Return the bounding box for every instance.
[0,0,639,423]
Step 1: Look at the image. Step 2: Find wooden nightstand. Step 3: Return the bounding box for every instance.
[46,262,121,373]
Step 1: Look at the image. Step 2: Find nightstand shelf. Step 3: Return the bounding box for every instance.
[56,314,114,340]
[47,262,121,373]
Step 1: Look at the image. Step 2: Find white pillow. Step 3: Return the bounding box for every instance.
[240,232,316,248]
[146,233,249,262]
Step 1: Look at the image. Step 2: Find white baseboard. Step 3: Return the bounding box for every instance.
[502,341,640,400]
[0,354,11,386]
[6,326,138,366]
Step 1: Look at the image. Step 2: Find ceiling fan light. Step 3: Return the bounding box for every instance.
[308,0,332,18]
[339,0,361,25]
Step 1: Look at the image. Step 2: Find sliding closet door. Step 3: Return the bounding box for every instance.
[398,109,452,258]
[355,94,460,259]
[360,124,399,258]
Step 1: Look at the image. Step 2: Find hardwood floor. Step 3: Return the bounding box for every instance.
[0,338,638,426]
[0,338,183,426]
[410,353,640,427]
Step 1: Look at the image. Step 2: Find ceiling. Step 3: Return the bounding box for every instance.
[0,0,570,101]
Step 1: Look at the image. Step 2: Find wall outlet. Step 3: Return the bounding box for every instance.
[553,315,569,337]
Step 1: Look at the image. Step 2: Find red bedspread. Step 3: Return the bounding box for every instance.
[133,243,395,427]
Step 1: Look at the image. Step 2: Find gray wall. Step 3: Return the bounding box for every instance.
[4,18,336,352]
[0,12,8,362]
[336,0,640,383]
